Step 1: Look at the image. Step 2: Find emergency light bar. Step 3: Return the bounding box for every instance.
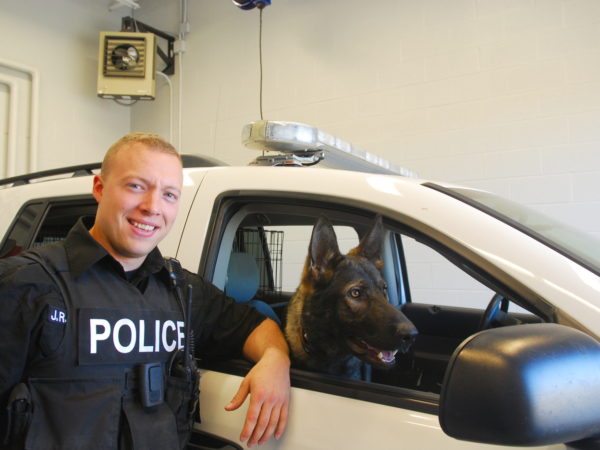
[242,120,417,177]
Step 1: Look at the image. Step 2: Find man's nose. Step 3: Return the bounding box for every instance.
[141,190,160,215]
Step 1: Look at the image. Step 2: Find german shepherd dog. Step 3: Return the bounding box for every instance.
[285,215,418,378]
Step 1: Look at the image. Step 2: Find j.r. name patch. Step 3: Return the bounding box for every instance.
[47,306,68,324]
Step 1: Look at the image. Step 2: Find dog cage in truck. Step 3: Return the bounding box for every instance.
[233,227,284,300]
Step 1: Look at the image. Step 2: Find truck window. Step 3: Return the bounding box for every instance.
[0,197,96,257]
[32,201,97,247]
[0,202,44,257]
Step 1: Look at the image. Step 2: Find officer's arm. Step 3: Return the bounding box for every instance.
[224,318,291,447]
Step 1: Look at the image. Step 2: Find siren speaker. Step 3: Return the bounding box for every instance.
[97,31,156,100]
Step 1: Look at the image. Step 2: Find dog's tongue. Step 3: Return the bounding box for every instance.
[356,340,400,364]
[377,349,398,363]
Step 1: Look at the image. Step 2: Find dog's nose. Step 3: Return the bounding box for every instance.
[397,322,418,353]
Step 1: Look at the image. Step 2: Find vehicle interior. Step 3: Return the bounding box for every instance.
[1,196,547,402]
[204,197,547,396]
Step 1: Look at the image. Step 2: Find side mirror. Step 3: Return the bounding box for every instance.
[439,323,600,446]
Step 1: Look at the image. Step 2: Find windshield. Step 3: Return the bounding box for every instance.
[426,183,600,276]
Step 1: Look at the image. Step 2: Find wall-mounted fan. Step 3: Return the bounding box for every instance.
[97,31,156,100]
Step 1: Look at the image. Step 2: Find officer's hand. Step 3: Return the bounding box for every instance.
[225,346,290,447]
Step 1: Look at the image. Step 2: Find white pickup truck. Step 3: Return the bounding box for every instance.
[1,149,600,449]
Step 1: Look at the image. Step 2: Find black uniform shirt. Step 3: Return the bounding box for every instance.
[0,218,266,421]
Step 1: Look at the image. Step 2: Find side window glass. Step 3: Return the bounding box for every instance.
[0,202,44,257]
[401,234,530,314]
[0,199,96,258]
[33,202,97,248]
[402,235,493,309]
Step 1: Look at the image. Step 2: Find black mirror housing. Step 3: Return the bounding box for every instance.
[439,323,600,446]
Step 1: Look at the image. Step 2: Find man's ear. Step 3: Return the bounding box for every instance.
[92,175,104,203]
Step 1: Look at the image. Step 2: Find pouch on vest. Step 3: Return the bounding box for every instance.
[119,366,179,450]
[167,349,200,449]
[25,376,122,449]
[121,356,199,450]
[122,397,180,450]
[3,383,31,448]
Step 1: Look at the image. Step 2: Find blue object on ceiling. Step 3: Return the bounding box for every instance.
[232,0,271,10]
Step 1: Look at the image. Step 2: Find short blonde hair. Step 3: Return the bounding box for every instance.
[101,132,180,177]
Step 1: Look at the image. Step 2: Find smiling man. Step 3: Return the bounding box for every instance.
[90,137,183,270]
[0,133,290,450]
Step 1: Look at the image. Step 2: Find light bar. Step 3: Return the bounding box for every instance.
[242,120,417,177]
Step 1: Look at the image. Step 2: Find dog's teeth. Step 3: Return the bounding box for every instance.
[377,349,398,363]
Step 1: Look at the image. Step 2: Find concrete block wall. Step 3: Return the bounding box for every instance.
[2,0,597,309]
[135,0,600,238]
[0,0,131,172]
[2,0,598,239]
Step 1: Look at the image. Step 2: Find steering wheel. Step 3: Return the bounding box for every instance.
[479,293,509,330]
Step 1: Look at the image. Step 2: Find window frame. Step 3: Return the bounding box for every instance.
[196,191,573,411]
[198,194,462,413]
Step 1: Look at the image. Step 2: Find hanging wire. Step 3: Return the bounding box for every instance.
[259,7,264,120]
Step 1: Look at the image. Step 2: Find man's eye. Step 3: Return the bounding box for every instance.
[164,192,178,201]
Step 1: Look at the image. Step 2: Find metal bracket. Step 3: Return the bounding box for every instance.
[121,16,175,75]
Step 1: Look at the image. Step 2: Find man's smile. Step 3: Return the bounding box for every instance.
[129,219,158,232]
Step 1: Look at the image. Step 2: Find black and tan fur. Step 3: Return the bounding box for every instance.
[285,215,417,378]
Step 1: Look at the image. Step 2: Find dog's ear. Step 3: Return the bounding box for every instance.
[309,215,341,276]
[349,215,384,267]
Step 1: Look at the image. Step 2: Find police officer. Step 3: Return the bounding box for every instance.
[0,133,291,449]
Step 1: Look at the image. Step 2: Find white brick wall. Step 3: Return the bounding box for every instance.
[136,0,600,241]
[4,0,598,312]
[0,1,131,173]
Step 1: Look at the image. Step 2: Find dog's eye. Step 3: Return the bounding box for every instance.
[349,287,361,298]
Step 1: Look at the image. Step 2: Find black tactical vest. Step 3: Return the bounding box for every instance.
[8,244,196,450]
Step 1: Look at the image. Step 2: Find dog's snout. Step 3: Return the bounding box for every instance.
[396,321,418,352]
[400,331,417,346]
[396,320,418,338]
